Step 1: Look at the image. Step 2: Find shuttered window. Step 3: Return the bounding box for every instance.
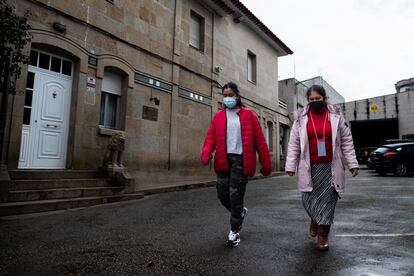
[190,11,204,52]
[100,71,122,129]
[247,51,256,83]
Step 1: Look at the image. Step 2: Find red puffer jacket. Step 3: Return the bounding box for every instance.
[201,106,272,177]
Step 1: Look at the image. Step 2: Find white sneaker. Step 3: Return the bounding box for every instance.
[226,230,240,247]
[242,207,248,219]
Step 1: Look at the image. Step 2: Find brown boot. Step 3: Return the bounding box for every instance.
[309,220,317,237]
[317,225,330,251]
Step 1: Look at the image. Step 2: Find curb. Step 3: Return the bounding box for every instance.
[139,171,285,196]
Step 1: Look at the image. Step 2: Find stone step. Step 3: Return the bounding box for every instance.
[8,170,103,180]
[8,178,113,191]
[0,193,144,217]
[8,186,124,202]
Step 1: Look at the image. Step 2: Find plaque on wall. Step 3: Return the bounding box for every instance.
[142,106,158,121]
[88,56,98,66]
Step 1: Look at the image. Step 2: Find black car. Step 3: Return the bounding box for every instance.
[356,147,377,164]
[381,139,414,145]
[368,142,414,176]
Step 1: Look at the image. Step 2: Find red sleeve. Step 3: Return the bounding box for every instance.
[200,116,216,165]
[252,113,272,176]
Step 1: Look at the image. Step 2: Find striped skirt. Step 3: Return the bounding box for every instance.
[302,163,339,225]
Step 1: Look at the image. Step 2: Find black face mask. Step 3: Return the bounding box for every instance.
[309,100,326,112]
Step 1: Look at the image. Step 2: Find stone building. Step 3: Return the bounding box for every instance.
[1,0,292,204]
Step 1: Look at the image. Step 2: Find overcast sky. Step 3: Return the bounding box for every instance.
[242,0,414,102]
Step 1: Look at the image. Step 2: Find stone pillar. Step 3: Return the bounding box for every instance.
[168,0,183,170]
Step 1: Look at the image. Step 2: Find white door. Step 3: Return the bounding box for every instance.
[19,50,73,169]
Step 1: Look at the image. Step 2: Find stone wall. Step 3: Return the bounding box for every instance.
[6,0,289,189]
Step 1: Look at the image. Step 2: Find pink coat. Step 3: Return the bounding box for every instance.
[285,104,359,192]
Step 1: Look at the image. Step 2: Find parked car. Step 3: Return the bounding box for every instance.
[368,142,414,176]
[356,147,377,164]
[381,139,414,145]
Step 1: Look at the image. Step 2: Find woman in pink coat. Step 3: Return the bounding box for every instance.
[285,85,359,251]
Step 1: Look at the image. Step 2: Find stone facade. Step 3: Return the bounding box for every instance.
[3,0,292,190]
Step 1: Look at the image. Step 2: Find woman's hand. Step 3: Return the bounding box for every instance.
[286,171,295,176]
[260,165,272,176]
[201,155,211,166]
[350,168,359,177]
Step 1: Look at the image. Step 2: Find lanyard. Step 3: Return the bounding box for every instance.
[309,111,328,141]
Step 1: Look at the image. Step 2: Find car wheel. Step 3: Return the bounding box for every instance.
[394,164,408,176]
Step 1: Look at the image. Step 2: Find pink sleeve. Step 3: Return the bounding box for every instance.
[285,119,301,172]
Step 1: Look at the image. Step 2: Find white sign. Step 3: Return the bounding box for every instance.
[86,76,96,93]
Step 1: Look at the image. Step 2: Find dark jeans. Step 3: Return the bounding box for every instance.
[216,154,248,232]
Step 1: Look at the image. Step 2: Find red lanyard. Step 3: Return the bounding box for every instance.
[309,111,328,141]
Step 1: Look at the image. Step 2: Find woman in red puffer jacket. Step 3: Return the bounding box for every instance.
[201,82,272,248]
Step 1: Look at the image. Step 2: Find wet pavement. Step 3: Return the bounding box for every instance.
[0,169,413,275]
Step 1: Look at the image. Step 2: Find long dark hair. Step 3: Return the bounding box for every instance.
[222,82,243,106]
[306,84,327,101]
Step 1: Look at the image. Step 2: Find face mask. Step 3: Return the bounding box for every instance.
[309,100,326,112]
[223,96,237,108]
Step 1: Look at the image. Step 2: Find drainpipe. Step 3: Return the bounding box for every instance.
[168,0,178,170]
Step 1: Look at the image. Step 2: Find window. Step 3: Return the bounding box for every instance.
[247,51,256,83]
[189,11,204,51]
[29,50,72,76]
[23,72,35,125]
[280,125,287,157]
[266,121,274,152]
[100,71,122,129]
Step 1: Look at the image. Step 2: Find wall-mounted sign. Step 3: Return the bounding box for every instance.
[370,103,378,113]
[88,56,98,66]
[86,77,96,93]
[142,106,158,121]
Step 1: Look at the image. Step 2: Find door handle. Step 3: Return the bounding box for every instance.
[46,124,59,129]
